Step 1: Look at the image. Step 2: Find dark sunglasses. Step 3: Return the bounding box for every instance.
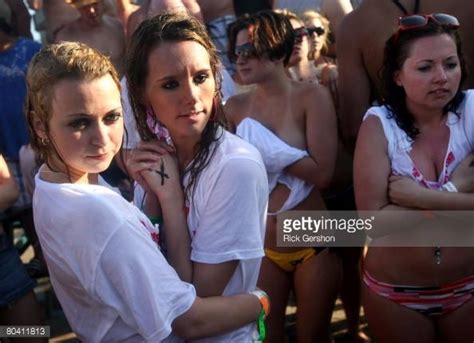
[398,13,459,31]
[293,27,308,38]
[293,27,308,43]
[234,42,258,60]
[307,26,326,36]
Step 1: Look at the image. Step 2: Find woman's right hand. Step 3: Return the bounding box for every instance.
[126,140,177,196]
[450,153,474,193]
[140,150,183,201]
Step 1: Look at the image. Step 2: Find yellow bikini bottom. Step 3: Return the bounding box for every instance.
[264,248,317,273]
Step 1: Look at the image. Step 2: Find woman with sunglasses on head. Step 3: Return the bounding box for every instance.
[355,14,474,342]
[126,13,269,342]
[226,10,341,343]
[27,39,269,342]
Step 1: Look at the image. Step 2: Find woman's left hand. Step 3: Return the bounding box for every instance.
[388,175,423,208]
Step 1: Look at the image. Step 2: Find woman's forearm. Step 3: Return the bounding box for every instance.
[413,187,474,210]
[285,156,332,189]
[172,294,261,340]
[159,191,193,283]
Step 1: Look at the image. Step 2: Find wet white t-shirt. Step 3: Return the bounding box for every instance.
[33,172,196,342]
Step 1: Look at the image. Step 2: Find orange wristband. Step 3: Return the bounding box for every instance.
[250,289,270,318]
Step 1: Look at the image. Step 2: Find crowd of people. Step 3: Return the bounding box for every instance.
[1,0,474,342]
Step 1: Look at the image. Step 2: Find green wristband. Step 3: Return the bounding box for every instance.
[257,308,266,341]
[148,216,163,226]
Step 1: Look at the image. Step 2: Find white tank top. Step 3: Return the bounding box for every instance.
[363,90,474,190]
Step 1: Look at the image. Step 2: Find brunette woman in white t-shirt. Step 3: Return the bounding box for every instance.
[125,13,269,342]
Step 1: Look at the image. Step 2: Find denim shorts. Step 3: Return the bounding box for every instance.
[0,233,37,307]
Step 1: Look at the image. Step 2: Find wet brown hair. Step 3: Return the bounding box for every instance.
[126,12,226,201]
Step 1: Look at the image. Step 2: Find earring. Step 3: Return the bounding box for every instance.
[40,137,48,146]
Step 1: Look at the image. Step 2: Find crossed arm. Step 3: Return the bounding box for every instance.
[354,116,474,238]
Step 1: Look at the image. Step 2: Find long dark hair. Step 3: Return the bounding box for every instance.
[380,21,467,141]
[126,13,227,201]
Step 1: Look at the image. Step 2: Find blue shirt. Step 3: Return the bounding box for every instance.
[0,38,41,161]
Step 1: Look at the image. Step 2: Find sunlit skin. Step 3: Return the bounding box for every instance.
[394,34,462,119]
[144,40,215,161]
[40,75,123,184]
[235,29,276,85]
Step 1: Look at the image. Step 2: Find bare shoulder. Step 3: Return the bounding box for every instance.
[337,6,365,39]
[224,92,251,127]
[293,81,331,104]
[103,15,124,32]
[291,82,334,124]
[358,114,386,145]
[54,20,78,42]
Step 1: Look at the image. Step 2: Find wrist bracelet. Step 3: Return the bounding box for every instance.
[250,289,270,342]
[250,289,270,317]
[442,181,458,192]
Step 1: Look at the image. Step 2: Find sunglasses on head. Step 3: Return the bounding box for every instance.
[307,26,326,36]
[398,13,459,31]
[234,42,258,60]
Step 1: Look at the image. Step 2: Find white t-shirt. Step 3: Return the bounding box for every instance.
[132,130,268,342]
[33,171,196,342]
[184,130,268,343]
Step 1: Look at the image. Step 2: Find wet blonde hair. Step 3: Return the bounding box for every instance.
[301,10,330,58]
[26,41,120,164]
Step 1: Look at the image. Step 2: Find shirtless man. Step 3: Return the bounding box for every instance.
[337,0,474,150]
[27,0,117,43]
[55,0,125,75]
[127,0,202,36]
